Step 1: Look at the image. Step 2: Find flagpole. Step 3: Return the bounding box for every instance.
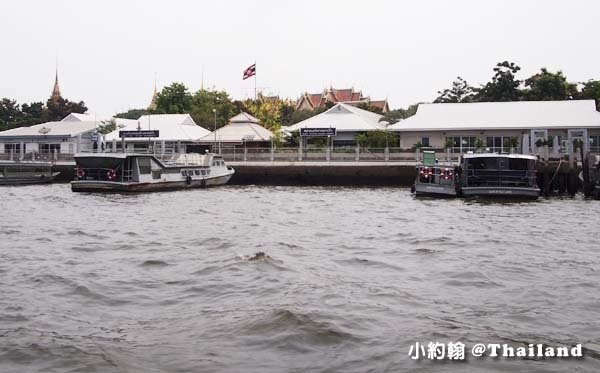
[254,61,257,101]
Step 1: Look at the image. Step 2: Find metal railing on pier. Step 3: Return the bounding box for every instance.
[1,147,596,164]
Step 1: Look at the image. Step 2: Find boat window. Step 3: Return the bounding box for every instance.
[181,170,186,177]
[194,170,200,175]
[206,170,211,175]
[468,157,498,169]
[201,170,206,175]
[138,158,152,174]
[508,158,531,170]
[187,170,194,176]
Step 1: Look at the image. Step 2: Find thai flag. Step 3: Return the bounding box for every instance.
[243,63,256,80]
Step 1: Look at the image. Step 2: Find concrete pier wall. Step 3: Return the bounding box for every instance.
[227,162,416,186]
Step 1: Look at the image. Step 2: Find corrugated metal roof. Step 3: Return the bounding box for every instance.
[286,103,386,132]
[105,114,210,141]
[199,122,273,142]
[389,100,600,131]
[229,112,260,124]
[0,121,97,137]
[61,113,137,127]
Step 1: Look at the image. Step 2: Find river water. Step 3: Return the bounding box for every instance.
[1,184,599,372]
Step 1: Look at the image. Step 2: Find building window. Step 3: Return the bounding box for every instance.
[590,135,600,153]
[446,136,476,153]
[39,144,61,154]
[4,143,24,154]
[421,137,430,147]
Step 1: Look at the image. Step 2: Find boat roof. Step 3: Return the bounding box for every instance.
[462,153,538,160]
[75,153,128,159]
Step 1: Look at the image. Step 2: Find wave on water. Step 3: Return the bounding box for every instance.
[140,260,170,267]
[239,309,361,350]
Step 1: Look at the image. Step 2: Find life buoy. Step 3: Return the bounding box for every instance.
[106,169,117,181]
[76,168,85,179]
[186,175,192,185]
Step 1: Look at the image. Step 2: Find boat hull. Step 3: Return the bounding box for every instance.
[71,173,233,193]
[414,183,457,197]
[461,186,540,199]
[0,174,59,186]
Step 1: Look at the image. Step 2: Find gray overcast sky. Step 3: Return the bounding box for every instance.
[1,0,598,116]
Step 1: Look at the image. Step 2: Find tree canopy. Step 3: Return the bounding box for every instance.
[0,96,87,131]
[434,77,474,103]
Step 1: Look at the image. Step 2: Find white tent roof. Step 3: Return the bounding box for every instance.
[229,112,260,124]
[61,113,137,127]
[286,103,386,132]
[199,112,273,143]
[389,100,600,131]
[105,114,210,142]
[0,121,97,138]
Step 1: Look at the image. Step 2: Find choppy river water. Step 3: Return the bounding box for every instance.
[1,184,600,372]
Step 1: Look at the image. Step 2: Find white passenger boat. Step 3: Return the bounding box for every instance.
[71,152,234,192]
[459,153,540,198]
[0,161,60,185]
[412,151,459,197]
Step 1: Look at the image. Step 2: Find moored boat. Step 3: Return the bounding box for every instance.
[71,152,234,192]
[0,161,60,185]
[412,151,459,197]
[459,153,540,198]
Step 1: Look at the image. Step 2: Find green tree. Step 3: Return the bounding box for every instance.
[155,82,192,114]
[474,61,523,102]
[290,109,318,124]
[434,76,474,103]
[190,89,236,129]
[114,108,150,119]
[523,68,577,101]
[20,102,47,126]
[97,119,117,134]
[380,104,419,124]
[579,80,600,110]
[355,131,398,148]
[0,98,23,130]
[46,97,87,122]
[357,102,384,114]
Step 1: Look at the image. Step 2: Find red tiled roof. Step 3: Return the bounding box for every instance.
[350,92,363,101]
[297,87,385,111]
[309,94,323,108]
[369,100,389,112]
[331,88,354,102]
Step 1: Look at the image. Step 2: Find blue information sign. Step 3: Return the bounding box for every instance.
[119,130,160,138]
[300,128,336,137]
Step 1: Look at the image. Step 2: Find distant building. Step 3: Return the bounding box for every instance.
[50,69,62,103]
[296,87,389,113]
[148,82,159,111]
[286,103,387,147]
[388,100,600,154]
[199,112,273,149]
[104,114,210,154]
[0,120,100,160]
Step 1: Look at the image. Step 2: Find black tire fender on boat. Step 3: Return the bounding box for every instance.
[186,175,192,186]
[201,178,206,188]
[410,183,415,193]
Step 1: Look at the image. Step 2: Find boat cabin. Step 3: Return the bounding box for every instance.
[460,154,538,188]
